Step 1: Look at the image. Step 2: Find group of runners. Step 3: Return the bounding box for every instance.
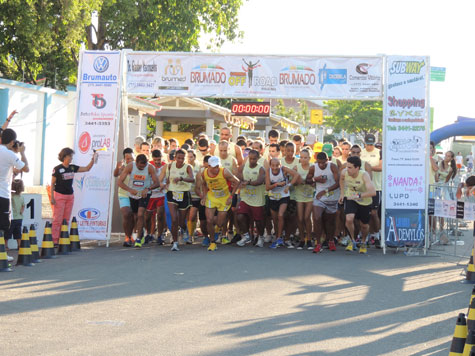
[114,127,382,254]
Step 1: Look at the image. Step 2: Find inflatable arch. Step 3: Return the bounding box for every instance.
[430,116,475,144]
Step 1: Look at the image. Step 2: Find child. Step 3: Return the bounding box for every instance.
[9,179,25,249]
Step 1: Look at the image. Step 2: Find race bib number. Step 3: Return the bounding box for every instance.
[303,186,315,198]
[245,187,257,197]
[133,180,145,187]
[173,191,184,202]
[269,191,281,200]
[212,189,226,198]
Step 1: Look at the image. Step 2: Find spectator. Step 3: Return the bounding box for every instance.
[50,147,97,244]
[467,152,474,172]
[455,151,463,170]
[7,179,24,251]
[134,136,145,156]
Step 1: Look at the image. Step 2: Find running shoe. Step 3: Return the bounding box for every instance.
[231,234,241,244]
[270,238,284,249]
[313,244,322,253]
[359,243,367,254]
[256,236,265,248]
[7,255,14,262]
[237,233,251,247]
[215,233,222,244]
[375,238,382,249]
[221,237,231,245]
[264,234,274,243]
[296,241,305,250]
[340,235,350,246]
[183,231,191,244]
[369,236,376,245]
[134,236,144,248]
[322,240,329,249]
[202,236,210,247]
[208,242,217,251]
[353,242,358,251]
[305,240,313,250]
[156,235,164,245]
[285,240,294,249]
[144,234,152,245]
[171,242,180,251]
[328,239,337,251]
[123,236,132,247]
[345,242,354,252]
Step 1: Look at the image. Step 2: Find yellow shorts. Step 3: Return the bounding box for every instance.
[206,195,231,212]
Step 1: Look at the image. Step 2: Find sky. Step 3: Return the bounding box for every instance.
[205,0,475,131]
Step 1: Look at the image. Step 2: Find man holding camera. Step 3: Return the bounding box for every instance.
[0,129,29,259]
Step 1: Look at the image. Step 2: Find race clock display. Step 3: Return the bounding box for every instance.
[231,101,271,116]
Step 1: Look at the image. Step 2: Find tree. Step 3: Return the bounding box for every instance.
[323,100,383,136]
[0,0,100,89]
[274,99,309,125]
[0,0,244,89]
[87,0,244,51]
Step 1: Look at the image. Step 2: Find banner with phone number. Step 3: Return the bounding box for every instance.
[71,51,121,240]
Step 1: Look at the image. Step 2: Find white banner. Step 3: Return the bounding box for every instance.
[126,53,383,99]
[71,51,122,240]
[384,56,429,210]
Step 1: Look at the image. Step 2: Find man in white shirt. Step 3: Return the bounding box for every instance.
[0,129,29,258]
[456,152,463,170]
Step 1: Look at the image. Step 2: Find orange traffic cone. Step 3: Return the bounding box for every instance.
[449,313,467,356]
[57,219,71,255]
[69,217,81,251]
[0,230,13,272]
[17,226,34,266]
[29,224,41,263]
[40,222,56,259]
[464,249,475,284]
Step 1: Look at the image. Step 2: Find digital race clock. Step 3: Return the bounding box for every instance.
[231,101,271,116]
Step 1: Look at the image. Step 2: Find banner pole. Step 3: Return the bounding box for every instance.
[424,55,431,255]
[381,55,387,255]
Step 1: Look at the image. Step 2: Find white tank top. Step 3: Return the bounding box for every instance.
[314,162,339,202]
[151,162,166,198]
[269,168,289,200]
[128,162,152,199]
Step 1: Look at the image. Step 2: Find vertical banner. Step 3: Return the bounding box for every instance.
[383,56,429,247]
[71,51,122,240]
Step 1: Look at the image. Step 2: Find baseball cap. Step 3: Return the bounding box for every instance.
[208,156,220,167]
[313,142,323,153]
[209,139,217,145]
[322,143,333,156]
[365,134,376,145]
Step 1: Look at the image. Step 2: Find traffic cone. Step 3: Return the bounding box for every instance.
[0,230,13,272]
[449,313,467,356]
[469,298,475,332]
[57,219,71,255]
[464,249,475,284]
[16,226,34,266]
[69,217,81,251]
[40,221,56,259]
[29,224,41,263]
[463,329,475,356]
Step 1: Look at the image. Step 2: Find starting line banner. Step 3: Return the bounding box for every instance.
[71,51,122,240]
[125,52,383,99]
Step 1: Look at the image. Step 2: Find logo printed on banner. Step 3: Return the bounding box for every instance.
[78,132,91,153]
[92,94,106,109]
[228,71,246,86]
[127,59,158,72]
[160,59,187,90]
[93,56,109,73]
[389,136,422,152]
[279,65,316,86]
[318,64,347,89]
[190,64,226,84]
[78,208,101,221]
[242,59,262,89]
[75,176,110,192]
[356,63,370,75]
[388,60,425,75]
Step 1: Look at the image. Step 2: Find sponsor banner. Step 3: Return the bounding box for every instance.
[71,51,121,240]
[383,56,429,246]
[126,53,383,99]
[385,209,425,247]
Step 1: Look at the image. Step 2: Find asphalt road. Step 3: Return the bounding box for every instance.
[0,232,473,356]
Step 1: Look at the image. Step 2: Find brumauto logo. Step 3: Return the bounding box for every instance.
[93,56,109,73]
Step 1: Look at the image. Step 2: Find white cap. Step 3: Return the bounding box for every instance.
[209,139,217,145]
[208,156,220,167]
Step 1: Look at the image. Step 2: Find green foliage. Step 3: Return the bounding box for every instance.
[323,100,383,136]
[274,99,309,126]
[0,0,100,89]
[0,0,244,89]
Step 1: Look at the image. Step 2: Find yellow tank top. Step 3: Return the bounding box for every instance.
[168,162,192,192]
[361,148,381,190]
[295,163,315,202]
[118,175,130,198]
[344,170,372,206]
[241,162,265,207]
[204,168,230,200]
[281,157,297,199]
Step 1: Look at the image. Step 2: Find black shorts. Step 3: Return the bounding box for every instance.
[285,199,297,217]
[265,195,271,216]
[166,191,191,210]
[231,194,238,208]
[130,194,151,214]
[269,196,290,212]
[192,199,206,221]
[6,219,21,240]
[371,191,382,210]
[344,199,371,224]
[0,197,10,234]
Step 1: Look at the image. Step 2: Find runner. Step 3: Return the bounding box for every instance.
[144,149,167,244]
[201,156,240,251]
[266,158,299,249]
[338,156,376,254]
[196,138,210,164]
[293,149,315,250]
[211,126,244,166]
[263,129,280,159]
[117,154,160,248]
[140,141,151,159]
[236,150,266,247]
[187,149,202,243]
[338,141,351,164]
[308,152,340,253]
[113,148,135,247]
[292,134,304,157]
[281,142,298,243]
[195,155,211,246]
[161,149,195,251]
